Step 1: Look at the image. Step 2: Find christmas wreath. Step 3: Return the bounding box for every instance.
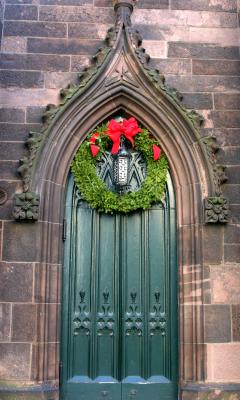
[71,117,168,213]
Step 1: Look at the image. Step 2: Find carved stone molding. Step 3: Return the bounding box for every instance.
[12,0,228,222]
[204,196,229,224]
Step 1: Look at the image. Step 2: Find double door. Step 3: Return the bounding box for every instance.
[61,175,178,400]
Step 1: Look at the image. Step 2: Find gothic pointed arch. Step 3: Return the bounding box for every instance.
[13,0,228,224]
[11,0,229,396]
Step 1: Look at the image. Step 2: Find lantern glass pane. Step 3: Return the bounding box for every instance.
[118,157,128,184]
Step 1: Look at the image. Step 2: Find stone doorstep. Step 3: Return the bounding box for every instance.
[1,384,240,399]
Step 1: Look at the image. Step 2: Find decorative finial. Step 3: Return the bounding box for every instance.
[113,0,136,9]
[113,0,136,26]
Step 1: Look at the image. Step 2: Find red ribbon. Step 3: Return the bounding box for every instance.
[106,117,142,154]
[152,144,161,160]
[89,132,100,157]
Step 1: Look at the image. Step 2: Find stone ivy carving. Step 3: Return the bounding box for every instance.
[205,197,229,224]
[13,0,228,223]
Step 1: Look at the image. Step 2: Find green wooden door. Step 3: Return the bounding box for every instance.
[61,174,178,400]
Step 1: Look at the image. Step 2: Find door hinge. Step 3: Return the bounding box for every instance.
[59,361,63,385]
[62,219,67,242]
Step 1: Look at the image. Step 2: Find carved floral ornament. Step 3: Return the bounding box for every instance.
[12,0,228,223]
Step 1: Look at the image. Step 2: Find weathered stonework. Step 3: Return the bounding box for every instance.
[11,0,228,222]
[0,0,239,399]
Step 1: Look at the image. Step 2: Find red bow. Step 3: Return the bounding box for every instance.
[106,117,142,154]
[89,132,100,157]
[152,144,161,160]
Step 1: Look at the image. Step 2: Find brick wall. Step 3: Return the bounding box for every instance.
[0,0,239,392]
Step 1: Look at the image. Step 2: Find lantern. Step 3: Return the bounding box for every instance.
[113,135,131,193]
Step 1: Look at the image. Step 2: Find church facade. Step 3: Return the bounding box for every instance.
[0,1,239,399]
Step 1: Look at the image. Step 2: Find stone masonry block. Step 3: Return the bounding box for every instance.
[218,147,240,165]
[4,21,67,37]
[0,70,44,89]
[214,93,240,110]
[0,161,19,180]
[203,225,224,264]
[204,305,231,343]
[39,5,114,23]
[168,42,239,59]
[40,0,92,4]
[2,222,40,262]
[68,23,110,39]
[0,343,31,379]
[171,0,237,12]
[181,93,213,109]
[0,88,60,107]
[0,142,25,161]
[26,106,45,123]
[222,184,240,204]
[193,60,240,76]
[201,128,240,147]
[211,265,240,304]
[1,36,27,53]
[132,10,237,28]
[0,123,41,141]
[0,107,25,123]
[27,38,102,55]
[224,225,240,244]
[0,53,70,72]
[151,59,191,75]
[166,75,240,93]
[207,343,240,381]
[0,262,33,302]
[224,245,240,263]
[44,72,78,89]
[4,5,38,20]
[210,111,240,129]
[226,166,240,184]
[12,304,37,342]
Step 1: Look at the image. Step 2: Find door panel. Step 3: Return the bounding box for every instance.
[61,174,178,400]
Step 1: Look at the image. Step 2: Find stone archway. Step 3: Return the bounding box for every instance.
[11,1,228,398]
